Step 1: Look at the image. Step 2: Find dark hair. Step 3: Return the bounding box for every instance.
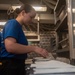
[14,4,35,15]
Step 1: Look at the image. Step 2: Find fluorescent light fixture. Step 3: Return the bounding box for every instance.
[38,16,40,21]
[33,6,47,11]
[0,22,6,25]
[12,5,47,11]
[73,24,75,27]
[12,6,21,10]
[74,30,75,35]
[72,8,75,13]
[68,8,70,12]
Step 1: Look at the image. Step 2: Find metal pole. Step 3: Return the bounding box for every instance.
[37,14,40,35]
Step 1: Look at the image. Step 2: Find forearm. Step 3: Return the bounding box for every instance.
[5,38,49,57]
[6,43,36,54]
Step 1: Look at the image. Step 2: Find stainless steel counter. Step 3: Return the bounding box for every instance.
[26,59,75,75]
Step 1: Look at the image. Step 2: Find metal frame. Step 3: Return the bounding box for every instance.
[67,0,75,59]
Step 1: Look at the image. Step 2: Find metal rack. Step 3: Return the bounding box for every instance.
[54,0,70,58]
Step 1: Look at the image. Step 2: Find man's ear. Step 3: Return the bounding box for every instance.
[21,10,26,16]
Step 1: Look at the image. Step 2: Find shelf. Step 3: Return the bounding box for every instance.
[54,0,66,12]
[52,40,56,43]
[52,49,57,52]
[52,43,56,46]
[54,0,69,58]
[58,38,68,44]
[55,13,67,31]
[56,47,69,53]
[54,0,60,11]
[56,5,65,17]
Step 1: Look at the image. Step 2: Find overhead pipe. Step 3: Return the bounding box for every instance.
[43,0,55,9]
[45,0,56,5]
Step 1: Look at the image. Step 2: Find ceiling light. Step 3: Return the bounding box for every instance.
[12,6,21,10]
[73,24,75,27]
[72,8,75,13]
[33,6,47,11]
[0,22,6,25]
[12,5,47,11]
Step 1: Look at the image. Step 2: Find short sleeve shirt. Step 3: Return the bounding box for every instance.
[1,19,28,59]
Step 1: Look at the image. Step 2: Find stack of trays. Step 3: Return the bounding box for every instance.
[30,59,75,75]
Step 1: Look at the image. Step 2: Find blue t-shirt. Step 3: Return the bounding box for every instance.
[0,32,1,48]
[0,32,1,57]
[1,19,28,59]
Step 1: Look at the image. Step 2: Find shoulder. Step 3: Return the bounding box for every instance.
[5,19,21,28]
[7,19,19,26]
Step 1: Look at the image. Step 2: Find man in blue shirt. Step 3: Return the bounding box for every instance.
[1,19,28,59]
[0,4,49,75]
[0,32,1,48]
[0,32,1,57]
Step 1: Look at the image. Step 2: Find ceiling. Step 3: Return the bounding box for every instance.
[19,0,57,13]
[0,0,57,31]
[0,0,57,13]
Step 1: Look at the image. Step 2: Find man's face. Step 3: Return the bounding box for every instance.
[23,10,36,25]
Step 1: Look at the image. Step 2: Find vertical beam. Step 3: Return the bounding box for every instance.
[37,14,40,34]
[67,0,75,65]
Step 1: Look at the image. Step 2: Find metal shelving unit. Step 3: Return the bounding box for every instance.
[55,13,67,31]
[54,0,70,58]
[58,37,68,44]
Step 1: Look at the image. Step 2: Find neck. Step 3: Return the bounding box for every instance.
[16,16,23,25]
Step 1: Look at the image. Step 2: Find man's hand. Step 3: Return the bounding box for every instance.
[34,46,49,58]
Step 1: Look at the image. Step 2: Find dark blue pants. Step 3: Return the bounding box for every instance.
[0,58,26,75]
